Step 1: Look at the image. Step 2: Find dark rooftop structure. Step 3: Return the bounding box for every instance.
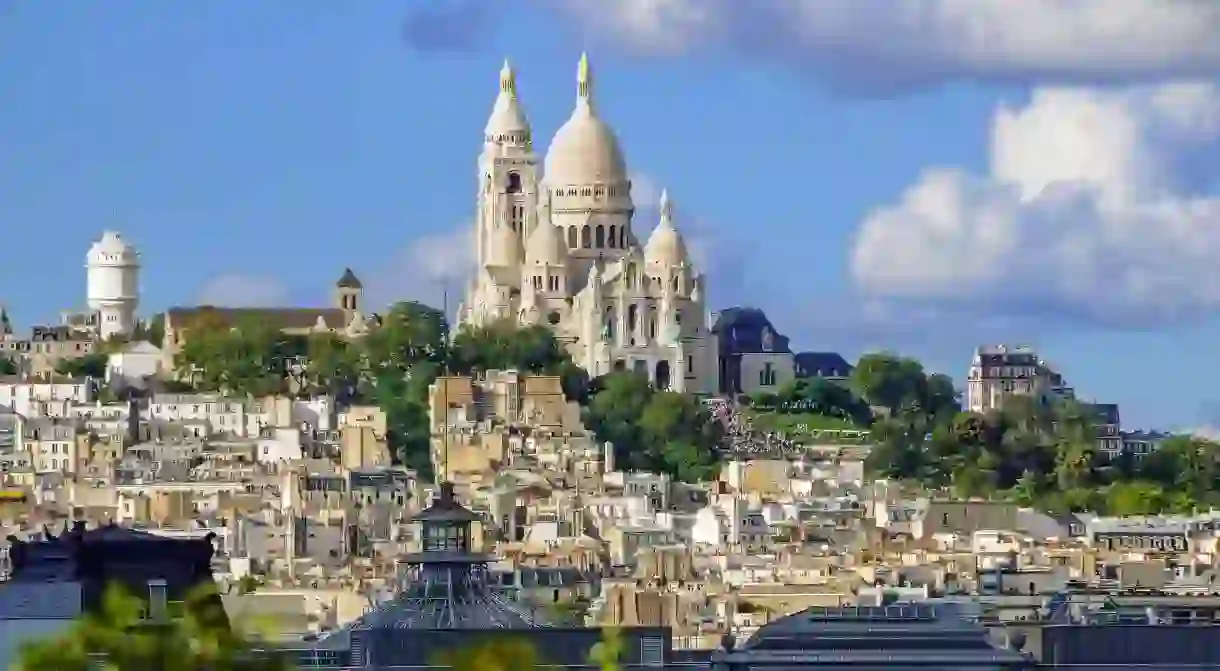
[300,483,673,669]
[7,522,221,610]
[713,307,791,396]
[793,352,853,380]
[0,520,227,644]
[713,308,792,356]
[358,481,537,630]
[335,268,363,289]
[712,603,1030,670]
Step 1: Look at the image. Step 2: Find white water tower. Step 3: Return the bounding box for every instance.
[86,231,140,340]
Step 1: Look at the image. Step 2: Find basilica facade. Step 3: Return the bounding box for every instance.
[459,55,719,395]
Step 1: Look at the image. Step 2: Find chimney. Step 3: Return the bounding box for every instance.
[147,579,167,620]
[126,398,140,444]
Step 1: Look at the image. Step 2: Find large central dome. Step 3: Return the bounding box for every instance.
[544,54,627,186]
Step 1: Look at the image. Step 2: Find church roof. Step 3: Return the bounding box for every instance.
[485,60,531,141]
[644,189,689,267]
[713,307,792,355]
[544,54,627,186]
[336,268,363,289]
[412,482,481,523]
[166,306,347,332]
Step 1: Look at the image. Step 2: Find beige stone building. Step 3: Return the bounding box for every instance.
[965,345,1072,414]
[338,405,391,470]
[459,56,719,394]
[427,372,585,483]
[0,323,97,379]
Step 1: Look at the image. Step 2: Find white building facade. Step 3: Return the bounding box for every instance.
[459,55,719,395]
[86,231,140,340]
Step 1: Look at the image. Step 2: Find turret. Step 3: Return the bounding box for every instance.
[335,268,363,315]
[484,60,531,149]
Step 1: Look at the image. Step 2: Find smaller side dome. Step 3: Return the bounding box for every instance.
[525,221,568,266]
[486,224,522,267]
[644,189,689,266]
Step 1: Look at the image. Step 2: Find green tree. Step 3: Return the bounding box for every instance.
[583,371,721,482]
[305,332,362,398]
[363,301,448,377]
[449,320,590,402]
[16,583,288,671]
[433,636,543,671]
[133,313,165,347]
[1105,481,1167,516]
[0,355,17,376]
[55,352,109,379]
[849,352,929,414]
[776,377,871,425]
[175,317,304,397]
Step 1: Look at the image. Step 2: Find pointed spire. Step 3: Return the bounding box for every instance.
[499,59,517,95]
[577,52,593,108]
[485,57,530,142]
[659,188,673,225]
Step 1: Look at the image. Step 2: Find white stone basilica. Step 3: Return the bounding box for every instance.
[459,55,719,395]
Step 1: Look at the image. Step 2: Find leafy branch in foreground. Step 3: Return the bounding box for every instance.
[15,582,288,671]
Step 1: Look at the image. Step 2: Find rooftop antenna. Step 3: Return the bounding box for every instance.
[441,280,450,487]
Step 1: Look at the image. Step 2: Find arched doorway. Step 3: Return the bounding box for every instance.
[655,360,671,391]
[613,359,627,372]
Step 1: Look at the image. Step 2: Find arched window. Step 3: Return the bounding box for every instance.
[673,275,680,292]
[608,225,617,248]
[627,304,638,333]
[506,173,522,193]
[567,226,578,248]
[619,227,627,248]
[595,225,605,248]
[581,225,592,248]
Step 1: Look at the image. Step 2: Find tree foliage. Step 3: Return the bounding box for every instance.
[171,304,595,479]
[857,357,1220,516]
[0,354,17,376]
[16,583,288,671]
[752,377,873,426]
[55,352,110,379]
[583,371,722,483]
[174,315,307,396]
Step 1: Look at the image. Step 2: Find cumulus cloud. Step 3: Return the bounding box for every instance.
[195,274,290,308]
[365,226,475,311]
[849,82,1220,326]
[557,0,1220,88]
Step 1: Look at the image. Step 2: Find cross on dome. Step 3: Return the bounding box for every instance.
[577,51,593,108]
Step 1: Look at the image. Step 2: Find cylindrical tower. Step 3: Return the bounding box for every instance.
[85,231,140,340]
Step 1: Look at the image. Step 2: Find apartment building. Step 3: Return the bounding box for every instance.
[965,345,1070,414]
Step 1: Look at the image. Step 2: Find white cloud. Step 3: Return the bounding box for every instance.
[195,274,289,308]
[365,226,475,311]
[558,0,1220,86]
[850,82,1220,325]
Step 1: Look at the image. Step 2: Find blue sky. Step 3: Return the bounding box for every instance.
[2,1,1220,430]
